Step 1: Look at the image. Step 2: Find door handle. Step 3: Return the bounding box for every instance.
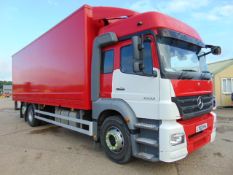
[116,87,125,91]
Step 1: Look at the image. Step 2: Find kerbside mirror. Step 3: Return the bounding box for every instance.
[211,46,221,55]
[132,35,144,72]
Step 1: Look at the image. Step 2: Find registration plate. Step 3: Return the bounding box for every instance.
[196,123,208,133]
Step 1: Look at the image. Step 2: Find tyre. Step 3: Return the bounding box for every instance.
[26,105,40,127]
[20,103,26,118]
[100,116,132,164]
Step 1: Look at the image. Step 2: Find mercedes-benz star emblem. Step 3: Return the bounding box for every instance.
[197,96,204,109]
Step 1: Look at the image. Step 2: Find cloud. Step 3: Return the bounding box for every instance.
[193,4,233,21]
[47,0,58,6]
[129,0,158,12]
[130,0,233,22]
[164,0,210,13]
[129,0,210,13]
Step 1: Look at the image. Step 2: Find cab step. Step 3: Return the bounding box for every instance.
[135,152,159,162]
[136,137,158,147]
[135,123,159,131]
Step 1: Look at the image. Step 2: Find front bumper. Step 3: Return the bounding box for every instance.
[159,112,216,162]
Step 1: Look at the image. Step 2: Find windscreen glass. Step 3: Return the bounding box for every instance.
[157,36,210,80]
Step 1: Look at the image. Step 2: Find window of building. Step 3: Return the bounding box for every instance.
[120,42,153,75]
[101,49,114,74]
[222,78,233,94]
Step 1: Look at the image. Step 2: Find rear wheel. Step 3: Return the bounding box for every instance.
[26,105,40,127]
[100,116,132,164]
[20,103,27,118]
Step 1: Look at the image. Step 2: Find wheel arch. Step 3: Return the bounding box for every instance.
[93,98,138,130]
[97,109,127,128]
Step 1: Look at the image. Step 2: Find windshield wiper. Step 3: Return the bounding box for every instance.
[202,70,210,73]
[200,72,212,80]
[178,71,193,79]
[180,69,197,72]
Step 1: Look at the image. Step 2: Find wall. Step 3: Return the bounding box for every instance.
[214,64,233,106]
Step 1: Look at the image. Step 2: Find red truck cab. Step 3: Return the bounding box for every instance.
[13,5,221,163]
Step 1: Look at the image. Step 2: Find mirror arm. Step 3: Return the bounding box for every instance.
[198,51,212,59]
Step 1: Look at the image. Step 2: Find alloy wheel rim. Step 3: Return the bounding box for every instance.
[105,126,124,153]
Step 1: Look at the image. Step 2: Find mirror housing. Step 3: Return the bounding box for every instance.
[211,46,221,55]
[132,35,144,72]
[198,45,222,59]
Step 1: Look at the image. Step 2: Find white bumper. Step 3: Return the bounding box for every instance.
[159,120,188,162]
[211,112,217,142]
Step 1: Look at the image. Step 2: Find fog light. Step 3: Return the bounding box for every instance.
[170,133,185,146]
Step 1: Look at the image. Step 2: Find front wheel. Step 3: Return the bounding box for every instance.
[100,116,132,164]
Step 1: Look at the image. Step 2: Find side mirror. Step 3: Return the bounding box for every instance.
[132,35,144,72]
[211,46,221,55]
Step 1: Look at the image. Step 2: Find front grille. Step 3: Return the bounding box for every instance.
[172,94,213,119]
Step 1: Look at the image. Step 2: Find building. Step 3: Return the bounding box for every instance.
[3,85,12,95]
[208,58,233,107]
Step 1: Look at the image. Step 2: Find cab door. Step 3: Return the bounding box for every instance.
[111,35,160,119]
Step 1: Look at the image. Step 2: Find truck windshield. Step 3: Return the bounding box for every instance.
[157,36,210,80]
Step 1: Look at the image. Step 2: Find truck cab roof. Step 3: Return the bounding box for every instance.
[98,9,202,42]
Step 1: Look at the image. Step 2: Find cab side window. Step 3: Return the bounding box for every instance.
[143,42,153,75]
[120,45,134,74]
[120,41,153,75]
[101,49,114,74]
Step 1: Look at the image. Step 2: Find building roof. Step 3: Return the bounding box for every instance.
[208,58,233,74]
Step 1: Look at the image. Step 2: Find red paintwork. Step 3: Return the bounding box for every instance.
[92,6,137,20]
[100,46,115,98]
[100,74,113,98]
[13,5,93,109]
[12,4,215,157]
[178,113,214,153]
[13,4,206,111]
[99,12,202,41]
[12,5,139,110]
[171,80,213,97]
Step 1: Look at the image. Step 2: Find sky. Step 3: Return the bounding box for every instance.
[0,0,233,81]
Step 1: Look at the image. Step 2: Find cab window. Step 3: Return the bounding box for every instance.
[101,49,114,74]
[120,42,153,75]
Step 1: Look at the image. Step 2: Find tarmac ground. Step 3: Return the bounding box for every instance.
[0,98,232,175]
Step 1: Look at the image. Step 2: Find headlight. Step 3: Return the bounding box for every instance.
[170,133,185,146]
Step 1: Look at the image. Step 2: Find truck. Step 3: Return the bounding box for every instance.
[12,5,221,163]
